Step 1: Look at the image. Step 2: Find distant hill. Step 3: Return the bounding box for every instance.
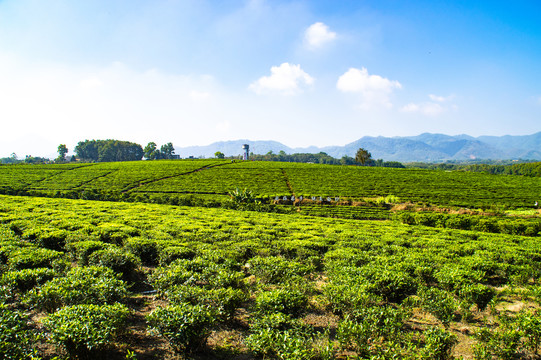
[175,132,541,162]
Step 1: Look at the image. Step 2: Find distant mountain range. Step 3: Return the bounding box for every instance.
[175,132,541,162]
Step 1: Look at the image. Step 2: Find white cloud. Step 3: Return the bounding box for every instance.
[401,94,456,116]
[79,76,103,89]
[189,90,211,102]
[336,67,401,108]
[429,94,454,102]
[401,102,444,116]
[304,22,337,49]
[249,63,314,95]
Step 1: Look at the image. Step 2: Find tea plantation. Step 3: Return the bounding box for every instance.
[1,160,541,359]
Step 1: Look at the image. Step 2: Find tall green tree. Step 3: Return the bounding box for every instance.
[144,142,158,160]
[56,144,68,162]
[160,142,175,159]
[355,147,372,166]
[215,151,225,159]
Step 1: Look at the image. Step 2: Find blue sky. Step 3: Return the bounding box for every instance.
[1,0,540,157]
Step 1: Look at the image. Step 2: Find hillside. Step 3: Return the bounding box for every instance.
[174,132,541,161]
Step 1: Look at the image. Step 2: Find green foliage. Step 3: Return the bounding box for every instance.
[247,255,314,284]
[0,305,38,359]
[255,288,308,316]
[76,139,143,162]
[149,257,244,293]
[166,285,246,320]
[458,283,495,311]
[421,326,458,360]
[26,266,128,311]
[44,303,129,359]
[515,309,541,353]
[228,187,257,204]
[88,247,140,281]
[0,267,55,294]
[419,287,457,325]
[147,304,216,353]
[158,245,195,265]
[124,237,159,265]
[473,326,522,360]
[337,305,409,356]
[245,313,315,360]
[66,240,112,265]
[7,247,67,270]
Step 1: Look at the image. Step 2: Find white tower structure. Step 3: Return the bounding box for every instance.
[242,144,249,160]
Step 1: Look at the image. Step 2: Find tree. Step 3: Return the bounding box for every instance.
[214,151,225,159]
[56,144,68,162]
[160,142,175,159]
[355,147,372,166]
[144,142,158,160]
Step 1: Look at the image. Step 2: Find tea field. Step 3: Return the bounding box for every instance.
[1,194,541,359]
[1,160,541,359]
[2,160,541,209]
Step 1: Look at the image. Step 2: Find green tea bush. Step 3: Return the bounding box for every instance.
[0,304,38,359]
[255,288,308,316]
[26,266,128,311]
[337,305,409,356]
[421,326,457,360]
[515,309,541,354]
[124,237,159,265]
[150,257,244,292]
[322,281,381,315]
[88,247,140,281]
[0,267,55,294]
[245,313,315,360]
[473,327,522,360]
[166,285,246,320]
[362,267,418,303]
[66,240,112,265]
[247,255,314,284]
[434,266,485,292]
[7,247,67,271]
[22,227,69,251]
[158,246,196,265]
[44,303,129,359]
[419,287,457,325]
[147,304,216,353]
[458,283,495,311]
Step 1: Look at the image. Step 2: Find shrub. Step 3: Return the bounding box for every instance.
[166,285,246,320]
[515,309,541,353]
[0,305,38,359]
[0,267,55,294]
[44,303,129,359]
[147,304,216,353]
[255,288,308,316]
[245,313,314,360]
[149,257,244,292]
[88,247,140,281]
[26,266,128,311]
[458,284,495,311]
[158,246,195,265]
[247,256,314,284]
[323,281,381,315]
[421,326,457,360]
[66,240,111,265]
[362,267,418,303]
[7,247,67,270]
[419,287,457,325]
[337,305,409,356]
[22,227,69,251]
[473,327,522,360]
[124,237,159,265]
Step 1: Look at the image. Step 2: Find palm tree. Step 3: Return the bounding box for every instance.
[355,148,372,165]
